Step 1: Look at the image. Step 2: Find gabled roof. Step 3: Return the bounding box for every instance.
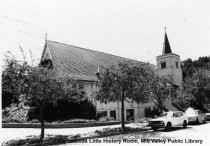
[162,32,172,55]
[41,40,155,81]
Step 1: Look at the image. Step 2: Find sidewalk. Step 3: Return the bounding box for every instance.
[1,123,143,142]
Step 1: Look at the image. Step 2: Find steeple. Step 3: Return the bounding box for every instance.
[156,28,182,86]
[162,28,172,55]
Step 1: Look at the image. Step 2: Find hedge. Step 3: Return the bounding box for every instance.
[2,121,121,128]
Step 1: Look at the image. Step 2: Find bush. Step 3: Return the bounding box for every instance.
[62,119,97,123]
[2,104,27,123]
[26,107,40,121]
[44,99,96,122]
[2,91,18,109]
[150,107,162,117]
[28,119,40,123]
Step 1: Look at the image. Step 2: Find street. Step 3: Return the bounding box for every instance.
[1,122,210,145]
[101,121,210,146]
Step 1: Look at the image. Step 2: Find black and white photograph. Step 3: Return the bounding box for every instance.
[0,0,210,145]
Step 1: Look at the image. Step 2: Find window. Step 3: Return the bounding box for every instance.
[126,109,134,121]
[110,110,116,120]
[173,112,183,117]
[145,107,152,118]
[198,110,203,115]
[178,112,183,117]
[176,62,179,68]
[97,111,107,119]
[161,62,166,69]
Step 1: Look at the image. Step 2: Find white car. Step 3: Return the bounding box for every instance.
[186,109,207,124]
[206,113,210,121]
[148,111,188,131]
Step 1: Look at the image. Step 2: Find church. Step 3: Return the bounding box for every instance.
[40,31,182,121]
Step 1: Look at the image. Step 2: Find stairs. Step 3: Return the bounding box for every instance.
[171,101,187,112]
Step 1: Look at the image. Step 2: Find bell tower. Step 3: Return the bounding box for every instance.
[156,28,182,86]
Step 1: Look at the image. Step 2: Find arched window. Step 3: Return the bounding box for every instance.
[175,62,179,68]
[161,61,166,69]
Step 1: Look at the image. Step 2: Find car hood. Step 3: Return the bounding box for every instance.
[149,117,169,121]
[186,115,196,118]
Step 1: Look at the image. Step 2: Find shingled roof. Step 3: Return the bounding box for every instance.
[162,32,172,55]
[41,40,155,81]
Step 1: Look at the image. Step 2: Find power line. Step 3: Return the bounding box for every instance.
[3,16,46,30]
[0,24,45,39]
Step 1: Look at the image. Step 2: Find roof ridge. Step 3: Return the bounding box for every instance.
[47,40,133,61]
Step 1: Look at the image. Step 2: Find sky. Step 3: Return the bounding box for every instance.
[0,0,210,65]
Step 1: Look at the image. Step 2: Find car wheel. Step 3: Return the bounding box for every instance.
[183,120,187,128]
[165,122,172,131]
[152,127,157,131]
[203,118,206,124]
[196,119,200,125]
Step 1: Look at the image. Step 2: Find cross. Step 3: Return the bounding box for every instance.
[45,33,48,41]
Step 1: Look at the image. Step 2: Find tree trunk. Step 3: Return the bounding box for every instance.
[40,108,45,142]
[121,91,125,131]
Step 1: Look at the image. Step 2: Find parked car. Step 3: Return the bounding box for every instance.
[206,113,210,121]
[148,111,188,131]
[185,109,207,124]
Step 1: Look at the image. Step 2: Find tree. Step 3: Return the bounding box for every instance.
[2,57,30,108]
[27,67,87,141]
[181,56,210,79]
[177,69,210,111]
[146,73,172,113]
[95,60,151,131]
[2,52,87,141]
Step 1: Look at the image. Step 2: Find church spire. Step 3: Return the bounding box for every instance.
[162,27,172,55]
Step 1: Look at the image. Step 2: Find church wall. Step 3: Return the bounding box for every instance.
[81,81,157,121]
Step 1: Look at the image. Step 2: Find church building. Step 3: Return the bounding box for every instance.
[40,31,182,121]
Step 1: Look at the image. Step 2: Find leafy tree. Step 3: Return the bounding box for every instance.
[2,52,87,141]
[2,58,30,108]
[26,67,87,141]
[181,56,210,79]
[95,60,152,131]
[146,73,172,112]
[177,69,210,111]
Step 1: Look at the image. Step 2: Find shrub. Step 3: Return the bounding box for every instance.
[2,91,18,109]
[72,134,81,139]
[62,119,97,123]
[2,103,28,123]
[28,119,40,123]
[150,107,162,117]
[2,115,26,123]
[44,99,96,122]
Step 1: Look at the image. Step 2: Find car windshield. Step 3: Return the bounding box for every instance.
[159,111,173,117]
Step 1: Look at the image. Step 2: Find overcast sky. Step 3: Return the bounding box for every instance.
[0,0,210,65]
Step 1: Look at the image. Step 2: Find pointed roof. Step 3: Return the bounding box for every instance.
[41,40,156,81]
[162,30,172,55]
